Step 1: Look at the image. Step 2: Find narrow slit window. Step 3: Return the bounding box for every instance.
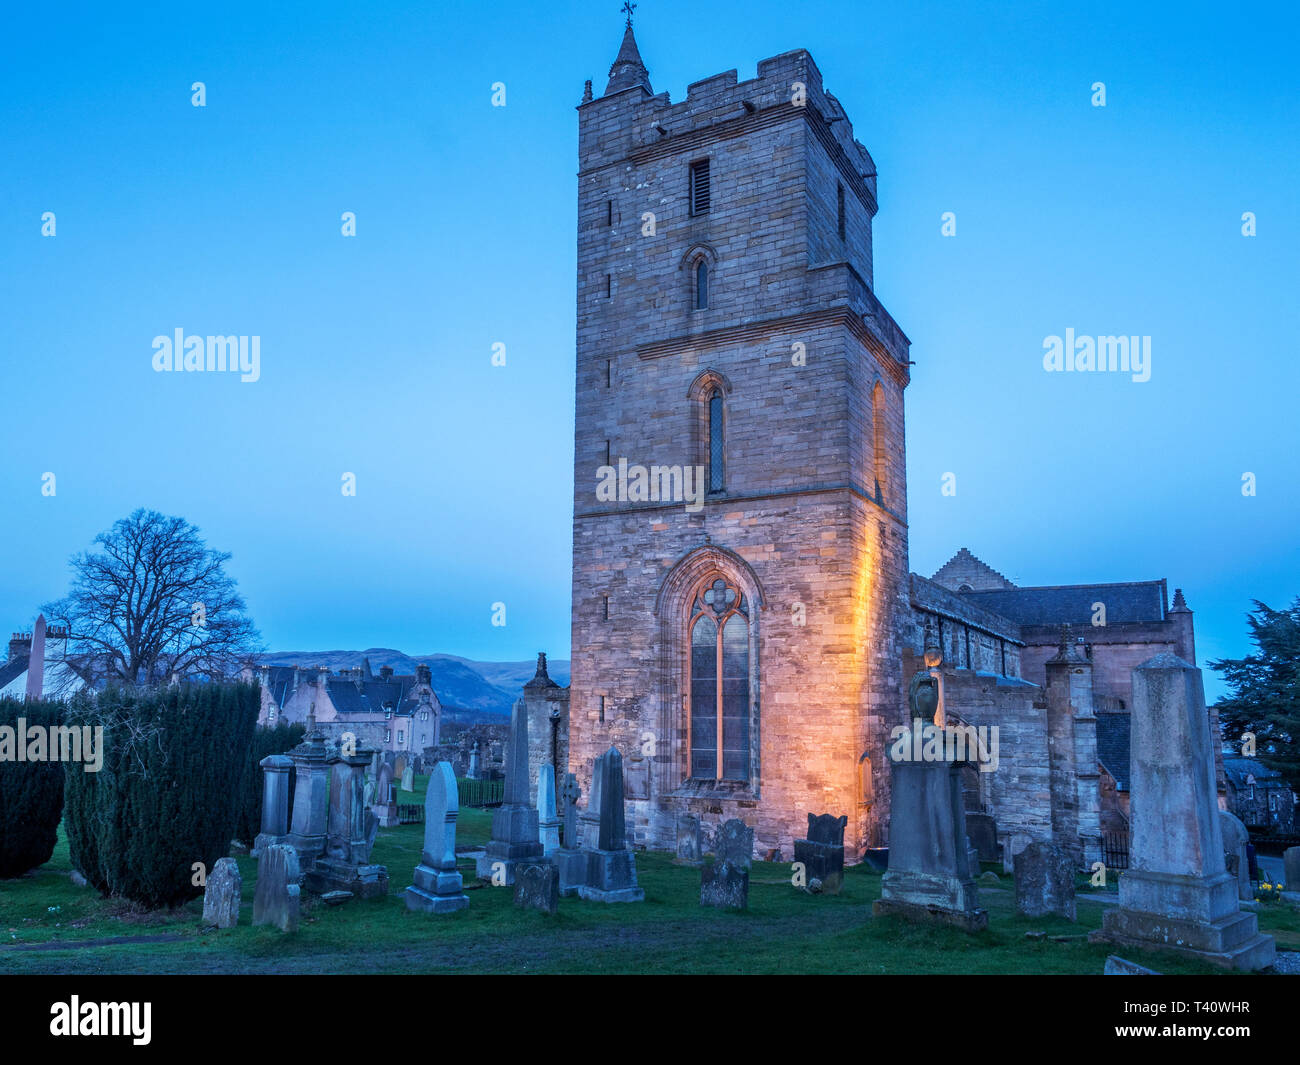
[690,160,710,215]
[837,183,846,241]
[708,388,724,492]
[605,273,612,298]
[606,200,613,226]
[695,260,709,310]
[599,695,606,723]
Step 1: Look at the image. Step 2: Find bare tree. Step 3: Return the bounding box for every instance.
[43,509,262,686]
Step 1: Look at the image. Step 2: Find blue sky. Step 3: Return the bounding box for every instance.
[1,1,1296,700]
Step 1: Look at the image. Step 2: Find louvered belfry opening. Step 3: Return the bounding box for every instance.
[689,159,710,215]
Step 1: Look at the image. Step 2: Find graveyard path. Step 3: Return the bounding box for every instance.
[1,905,867,975]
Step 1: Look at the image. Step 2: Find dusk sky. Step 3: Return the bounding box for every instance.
[2,0,1296,701]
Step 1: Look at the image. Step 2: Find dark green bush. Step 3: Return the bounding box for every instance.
[235,720,305,845]
[0,697,66,878]
[63,681,259,907]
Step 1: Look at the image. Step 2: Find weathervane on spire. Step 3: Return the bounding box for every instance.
[622,1,637,28]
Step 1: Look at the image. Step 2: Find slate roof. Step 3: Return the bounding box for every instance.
[1095,713,1131,792]
[961,581,1167,627]
[1223,756,1289,791]
[0,654,30,690]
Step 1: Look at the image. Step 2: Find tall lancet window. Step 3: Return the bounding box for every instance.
[695,260,709,310]
[689,576,750,781]
[707,388,724,492]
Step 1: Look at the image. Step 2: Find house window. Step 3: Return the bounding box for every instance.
[837,183,846,241]
[695,260,708,310]
[689,160,710,215]
[385,729,391,743]
[688,576,749,781]
[708,388,724,492]
[398,730,404,744]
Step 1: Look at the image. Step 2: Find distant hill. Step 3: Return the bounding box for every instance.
[256,648,570,718]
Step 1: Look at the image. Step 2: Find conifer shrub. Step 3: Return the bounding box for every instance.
[0,696,66,878]
[63,681,259,907]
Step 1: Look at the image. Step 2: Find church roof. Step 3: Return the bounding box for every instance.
[605,24,652,96]
[961,581,1167,627]
[1095,713,1131,792]
[931,548,1016,591]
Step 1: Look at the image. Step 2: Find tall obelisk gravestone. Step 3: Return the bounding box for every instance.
[1092,654,1274,970]
[476,699,545,885]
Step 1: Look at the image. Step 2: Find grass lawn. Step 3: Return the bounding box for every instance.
[3,778,1298,975]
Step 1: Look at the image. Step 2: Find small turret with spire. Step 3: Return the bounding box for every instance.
[605,3,652,96]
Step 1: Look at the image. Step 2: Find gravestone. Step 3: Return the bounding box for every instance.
[287,722,330,865]
[405,760,470,914]
[253,754,294,856]
[714,819,753,869]
[373,763,397,827]
[1092,655,1274,970]
[1218,810,1252,902]
[1284,847,1300,892]
[873,689,987,932]
[674,813,704,866]
[966,812,999,864]
[576,747,644,903]
[202,857,242,928]
[794,813,847,894]
[253,844,301,932]
[1002,832,1031,874]
[701,860,748,910]
[476,699,546,885]
[554,772,586,896]
[537,764,560,856]
[305,744,389,899]
[1104,955,1160,975]
[467,745,481,780]
[401,764,415,792]
[1014,841,1077,921]
[513,862,559,915]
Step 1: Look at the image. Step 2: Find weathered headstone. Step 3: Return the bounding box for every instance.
[305,743,388,899]
[674,813,704,866]
[253,754,294,857]
[287,722,330,865]
[576,747,644,903]
[253,844,301,932]
[401,764,415,792]
[1218,810,1252,902]
[701,860,748,909]
[966,812,999,864]
[714,819,753,869]
[405,760,470,914]
[554,772,586,896]
[793,813,847,894]
[202,857,242,928]
[1283,847,1300,892]
[1002,832,1031,874]
[373,762,397,826]
[476,699,545,885]
[538,763,560,856]
[467,745,481,780]
[1092,655,1274,970]
[513,862,559,915]
[873,692,987,932]
[1014,841,1077,921]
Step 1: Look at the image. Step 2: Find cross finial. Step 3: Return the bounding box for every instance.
[622,1,636,28]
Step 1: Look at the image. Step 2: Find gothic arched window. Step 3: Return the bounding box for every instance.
[688,576,750,781]
[708,388,724,492]
[695,260,709,310]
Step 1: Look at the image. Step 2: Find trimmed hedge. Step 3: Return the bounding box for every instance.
[63,681,259,907]
[235,720,305,845]
[0,697,66,878]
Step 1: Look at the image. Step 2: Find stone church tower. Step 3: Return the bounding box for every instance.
[569,23,913,858]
